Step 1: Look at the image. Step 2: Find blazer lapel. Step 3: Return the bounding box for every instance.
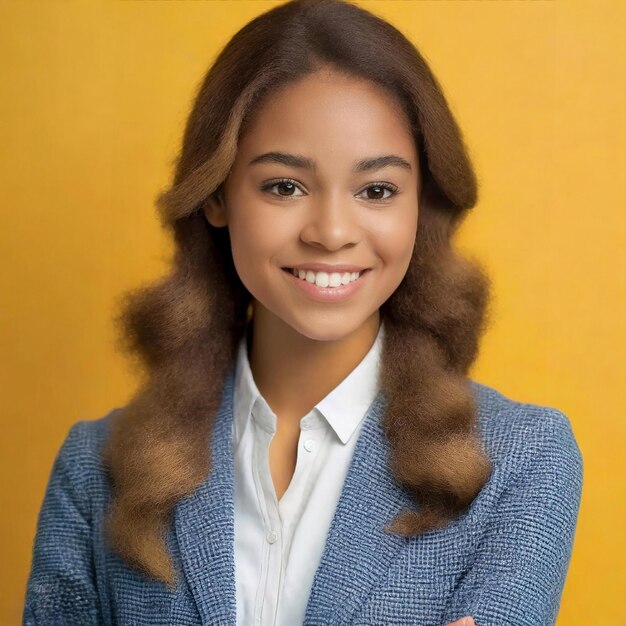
[174,368,237,626]
[302,389,415,625]
[172,371,418,626]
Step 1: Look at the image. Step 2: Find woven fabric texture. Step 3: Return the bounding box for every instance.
[23,369,583,626]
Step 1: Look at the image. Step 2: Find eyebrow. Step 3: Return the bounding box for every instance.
[248,151,413,174]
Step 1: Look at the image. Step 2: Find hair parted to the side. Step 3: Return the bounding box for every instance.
[102,0,494,590]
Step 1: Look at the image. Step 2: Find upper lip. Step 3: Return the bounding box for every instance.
[284,263,370,273]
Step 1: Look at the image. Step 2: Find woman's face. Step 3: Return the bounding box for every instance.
[204,68,420,342]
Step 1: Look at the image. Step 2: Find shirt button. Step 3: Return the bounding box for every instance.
[266,530,279,544]
[304,438,316,452]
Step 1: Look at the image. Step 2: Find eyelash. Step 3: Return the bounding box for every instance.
[260,178,399,204]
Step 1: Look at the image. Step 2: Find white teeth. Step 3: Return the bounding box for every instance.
[315,272,329,287]
[328,273,342,287]
[290,268,363,287]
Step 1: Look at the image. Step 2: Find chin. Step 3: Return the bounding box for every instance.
[286,316,365,343]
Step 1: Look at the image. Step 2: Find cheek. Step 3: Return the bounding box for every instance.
[227,210,289,278]
[370,213,417,270]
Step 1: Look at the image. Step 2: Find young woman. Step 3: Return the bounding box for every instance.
[23,1,583,625]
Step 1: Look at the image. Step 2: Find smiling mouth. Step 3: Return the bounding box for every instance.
[281,267,371,285]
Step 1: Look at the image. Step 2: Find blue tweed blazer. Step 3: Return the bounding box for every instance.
[23,370,583,626]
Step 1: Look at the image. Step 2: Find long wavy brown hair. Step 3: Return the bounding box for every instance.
[102,0,494,590]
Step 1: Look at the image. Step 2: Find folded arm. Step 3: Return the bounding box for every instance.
[442,409,583,626]
[23,422,101,626]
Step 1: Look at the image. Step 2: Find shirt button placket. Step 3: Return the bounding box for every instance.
[264,426,283,626]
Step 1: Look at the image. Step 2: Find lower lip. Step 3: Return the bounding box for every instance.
[282,268,371,302]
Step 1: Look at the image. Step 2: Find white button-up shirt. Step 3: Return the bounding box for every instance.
[232,321,386,626]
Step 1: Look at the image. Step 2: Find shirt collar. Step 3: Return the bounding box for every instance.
[233,320,385,446]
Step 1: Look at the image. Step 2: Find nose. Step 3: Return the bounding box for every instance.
[299,191,360,251]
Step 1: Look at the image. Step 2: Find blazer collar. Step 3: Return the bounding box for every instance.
[174,365,416,626]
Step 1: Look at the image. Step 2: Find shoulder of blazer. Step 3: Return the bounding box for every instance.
[53,408,120,512]
[468,378,583,488]
[60,379,582,522]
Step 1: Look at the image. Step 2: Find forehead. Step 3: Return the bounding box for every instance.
[235,70,417,171]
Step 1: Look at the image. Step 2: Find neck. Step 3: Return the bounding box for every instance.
[248,304,380,427]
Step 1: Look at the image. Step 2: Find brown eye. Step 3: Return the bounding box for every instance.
[358,182,398,203]
[276,181,297,196]
[261,178,305,200]
[366,185,386,200]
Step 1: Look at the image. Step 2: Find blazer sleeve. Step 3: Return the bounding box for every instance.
[23,421,101,626]
[442,408,584,626]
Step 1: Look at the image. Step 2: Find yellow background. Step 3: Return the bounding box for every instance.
[2,1,624,624]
